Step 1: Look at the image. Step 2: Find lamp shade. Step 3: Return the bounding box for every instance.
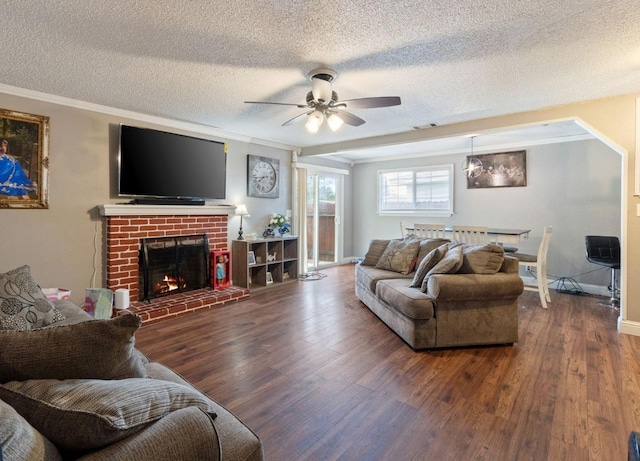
[235,204,249,216]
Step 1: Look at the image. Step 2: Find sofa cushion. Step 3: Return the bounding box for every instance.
[76,406,221,461]
[376,238,421,274]
[48,299,93,326]
[0,397,62,461]
[457,244,505,274]
[0,378,218,451]
[0,313,147,383]
[144,362,264,461]
[376,278,435,320]
[357,264,413,293]
[0,265,66,331]
[410,244,447,288]
[361,239,391,266]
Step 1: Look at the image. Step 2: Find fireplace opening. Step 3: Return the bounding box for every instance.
[140,234,210,301]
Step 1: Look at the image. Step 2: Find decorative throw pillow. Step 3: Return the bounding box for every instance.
[415,238,450,266]
[0,398,61,460]
[0,313,147,383]
[361,239,391,266]
[457,244,505,274]
[0,378,218,451]
[422,244,464,284]
[420,245,464,293]
[375,238,421,275]
[0,265,66,331]
[410,244,448,288]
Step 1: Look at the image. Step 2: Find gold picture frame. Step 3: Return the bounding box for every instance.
[0,108,49,208]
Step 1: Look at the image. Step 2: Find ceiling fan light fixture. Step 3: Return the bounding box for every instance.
[327,113,344,131]
[305,110,324,133]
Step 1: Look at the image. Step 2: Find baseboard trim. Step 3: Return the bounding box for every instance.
[619,319,640,337]
[520,275,609,297]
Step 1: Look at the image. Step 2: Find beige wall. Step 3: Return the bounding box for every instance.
[0,92,292,306]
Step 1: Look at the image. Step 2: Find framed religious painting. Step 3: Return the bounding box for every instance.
[465,150,527,189]
[0,108,50,208]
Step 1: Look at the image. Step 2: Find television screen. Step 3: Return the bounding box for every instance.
[118,125,226,202]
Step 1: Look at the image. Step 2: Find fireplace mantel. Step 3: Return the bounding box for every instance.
[98,203,236,216]
[101,204,247,324]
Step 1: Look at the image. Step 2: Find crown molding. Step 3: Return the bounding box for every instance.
[0,83,296,151]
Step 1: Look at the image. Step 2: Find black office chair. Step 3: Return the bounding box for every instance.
[630,431,640,461]
[585,235,620,307]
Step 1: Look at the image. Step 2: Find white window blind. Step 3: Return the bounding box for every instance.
[378,164,453,216]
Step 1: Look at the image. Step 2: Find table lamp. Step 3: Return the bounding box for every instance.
[235,204,250,240]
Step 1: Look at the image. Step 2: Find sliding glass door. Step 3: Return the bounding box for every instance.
[306,172,339,270]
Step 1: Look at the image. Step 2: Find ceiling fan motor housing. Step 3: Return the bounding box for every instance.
[306,91,338,107]
[307,68,337,83]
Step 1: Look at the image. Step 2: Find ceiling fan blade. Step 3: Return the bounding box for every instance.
[311,78,333,104]
[335,110,366,127]
[282,111,313,126]
[245,101,309,108]
[340,96,401,109]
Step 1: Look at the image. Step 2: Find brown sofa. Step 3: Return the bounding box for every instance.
[0,300,263,461]
[355,238,524,350]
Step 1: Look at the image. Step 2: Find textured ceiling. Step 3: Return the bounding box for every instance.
[2,0,639,158]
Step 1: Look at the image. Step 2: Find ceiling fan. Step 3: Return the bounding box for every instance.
[244,68,401,133]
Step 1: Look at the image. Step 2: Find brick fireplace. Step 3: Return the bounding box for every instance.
[98,204,249,324]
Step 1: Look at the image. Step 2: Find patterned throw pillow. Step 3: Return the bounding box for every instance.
[0,378,218,451]
[0,265,65,330]
[375,239,421,275]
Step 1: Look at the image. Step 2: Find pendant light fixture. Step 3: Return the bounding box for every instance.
[462,135,482,177]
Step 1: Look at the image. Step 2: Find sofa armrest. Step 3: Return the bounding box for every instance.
[500,256,520,274]
[426,273,524,301]
[76,406,220,461]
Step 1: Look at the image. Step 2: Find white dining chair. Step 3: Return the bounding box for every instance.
[513,226,553,309]
[413,223,447,239]
[400,221,412,238]
[452,225,489,244]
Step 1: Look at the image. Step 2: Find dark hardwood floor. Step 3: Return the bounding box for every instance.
[135,264,640,460]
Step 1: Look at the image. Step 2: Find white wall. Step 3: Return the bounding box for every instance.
[351,139,621,289]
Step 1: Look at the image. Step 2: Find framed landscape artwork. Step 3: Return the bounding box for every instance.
[0,108,50,208]
[465,150,527,189]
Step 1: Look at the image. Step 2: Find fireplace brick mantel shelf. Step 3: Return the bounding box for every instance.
[98,204,248,325]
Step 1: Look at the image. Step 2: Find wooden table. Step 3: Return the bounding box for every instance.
[483,228,531,244]
[406,227,531,244]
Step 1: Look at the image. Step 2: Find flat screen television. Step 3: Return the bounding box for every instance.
[118,125,226,204]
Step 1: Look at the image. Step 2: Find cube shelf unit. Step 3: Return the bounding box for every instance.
[232,237,299,291]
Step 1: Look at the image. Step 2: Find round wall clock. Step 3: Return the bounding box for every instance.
[247,154,279,198]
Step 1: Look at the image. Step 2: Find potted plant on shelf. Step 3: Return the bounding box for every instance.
[263,213,290,238]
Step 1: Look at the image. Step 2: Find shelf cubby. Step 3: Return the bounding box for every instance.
[232,237,299,292]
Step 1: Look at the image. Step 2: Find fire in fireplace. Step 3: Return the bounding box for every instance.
[140,234,210,301]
